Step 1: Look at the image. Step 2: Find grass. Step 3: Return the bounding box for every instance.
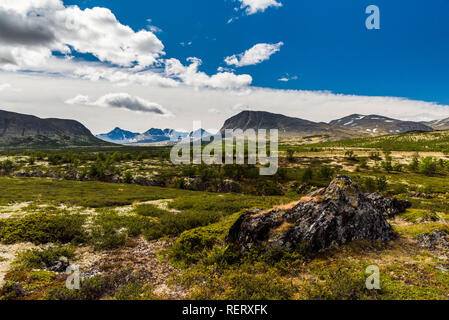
[304,130,449,152]
[400,209,439,223]
[0,177,196,208]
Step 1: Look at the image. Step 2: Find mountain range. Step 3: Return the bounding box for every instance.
[0,108,447,148]
[96,127,210,145]
[219,111,433,139]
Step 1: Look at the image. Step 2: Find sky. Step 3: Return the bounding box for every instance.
[1,0,449,134]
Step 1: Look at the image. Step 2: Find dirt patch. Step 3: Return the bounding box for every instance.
[0,242,39,286]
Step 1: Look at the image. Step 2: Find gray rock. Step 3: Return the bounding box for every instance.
[180,177,206,191]
[218,179,241,193]
[47,256,70,272]
[227,175,404,253]
[365,192,411,218]
[417,230,449,250]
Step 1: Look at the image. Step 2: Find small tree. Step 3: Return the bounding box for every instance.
[301,167,314,183]
[286,149,295,162]
[376,176,388,191]
[124,171,133,184]
[409,157,419,172]
[419,157,438,176]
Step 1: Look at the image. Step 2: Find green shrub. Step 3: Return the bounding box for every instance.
[14,246,76,270]
[304,267,378,300]
[409,157,420,172]
[123,171,133,184]
[0,214,86,244]
[144,211,221,240]
[90,212,153,250]
[317,167,334,180]
[48,273,123,300]
[134,204,169,218]
[301,167,314,183]
[419,157,438,176]
[193,270,295,300]
[286,149,295,162]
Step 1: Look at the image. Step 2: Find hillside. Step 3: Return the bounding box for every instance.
[329,114,433,135]
[309,129,449,152]
[424,117,449,131]
[0,109,111,148]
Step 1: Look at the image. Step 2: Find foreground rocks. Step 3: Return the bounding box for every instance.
[227,175,410,253]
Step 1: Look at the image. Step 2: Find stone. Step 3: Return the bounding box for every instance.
[365,192,411,218]
[47,256,70,272]
[227,175,407,253]
[180,177,206,191]
[417,230,449,250]
[218,179,241,193]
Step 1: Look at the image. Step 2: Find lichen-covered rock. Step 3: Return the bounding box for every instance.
[417,230,449,250]
[218,179,241,193]
[365,192,411,218]
[227,175,408,253]
[180,177,206,191]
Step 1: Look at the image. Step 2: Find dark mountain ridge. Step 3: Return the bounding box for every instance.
[0,109,110,148]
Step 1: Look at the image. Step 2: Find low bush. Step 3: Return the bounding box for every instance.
[134,203,170,218]
[13,246,76,270]
[0,213,86,244]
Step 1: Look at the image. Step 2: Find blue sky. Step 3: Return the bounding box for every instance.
[1,0,449,133]
[63,0,449,104]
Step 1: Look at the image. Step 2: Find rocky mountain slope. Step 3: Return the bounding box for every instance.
[423,117,449,131]
[330,114,433,135]
[0,109,110,148]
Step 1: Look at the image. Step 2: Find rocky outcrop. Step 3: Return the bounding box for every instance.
[227,175,409,253]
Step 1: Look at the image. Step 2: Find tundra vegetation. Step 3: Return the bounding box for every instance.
[0,129,449,300]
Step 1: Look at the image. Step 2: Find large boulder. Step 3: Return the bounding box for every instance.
[227,175,409,253]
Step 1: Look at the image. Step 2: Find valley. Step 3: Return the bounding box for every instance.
[0,124,449,300]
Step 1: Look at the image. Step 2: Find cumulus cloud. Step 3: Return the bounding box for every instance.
[225,42,283,67]
[0,0,164,70]
[165,57,252,89]
[238,0,283,15]
[65,93,171,115]
[0,1,251,90]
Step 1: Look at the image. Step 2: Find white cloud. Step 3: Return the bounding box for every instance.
[238,0,282,15]
[225,42,283,67]
[278,74,298,82]
[65,92,171,115]
[0,1,252,90]
[165,57,252,89]
[3,72,449,134]
[65,94,89,105]
[0,83,11,91]
[0,0,165,70]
